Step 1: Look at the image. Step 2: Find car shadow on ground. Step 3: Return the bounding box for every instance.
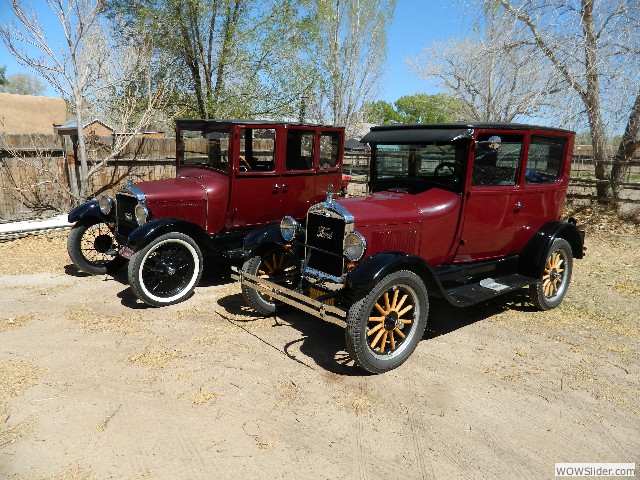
[216,289,537,376]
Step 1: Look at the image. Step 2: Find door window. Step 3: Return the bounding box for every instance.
[472,135,523,186]
[319,132,341,170]
[286,130,315,171]
[239,128,276,172]
[525,136,566,184]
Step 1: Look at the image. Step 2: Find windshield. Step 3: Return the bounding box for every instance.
[371,143,467,193]
[177,128,230,174]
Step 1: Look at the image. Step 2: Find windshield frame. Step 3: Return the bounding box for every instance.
[176,126,231,175]
[369,141,468,194]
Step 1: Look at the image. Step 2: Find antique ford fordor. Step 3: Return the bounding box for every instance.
[67,119,344,306]
[237,123,585,373]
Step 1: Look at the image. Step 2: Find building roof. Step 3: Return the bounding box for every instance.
[55,119,115,134]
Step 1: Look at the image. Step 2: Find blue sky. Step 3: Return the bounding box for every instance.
[0,0,471,103]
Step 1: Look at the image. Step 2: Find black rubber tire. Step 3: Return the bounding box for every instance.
[241,248,300,316]
[128,232,203,307]
[345,270,428,374]
[67,221,126,275]
[529,238,573,311]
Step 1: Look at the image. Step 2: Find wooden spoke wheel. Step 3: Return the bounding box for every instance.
[241,248,300,315]
[67,221,126,275]
[346,270,429,373]
[530,238,573,311]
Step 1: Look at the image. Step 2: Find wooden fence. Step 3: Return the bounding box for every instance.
[1,135,639,221]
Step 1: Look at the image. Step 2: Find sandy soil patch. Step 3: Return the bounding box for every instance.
[0,228,638,479]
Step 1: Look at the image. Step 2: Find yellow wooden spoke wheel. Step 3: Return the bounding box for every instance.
[241,248,300,315]
[346,270,429,373]
[530,238,573,311]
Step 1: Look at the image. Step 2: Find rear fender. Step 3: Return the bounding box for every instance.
[519,220,585,277]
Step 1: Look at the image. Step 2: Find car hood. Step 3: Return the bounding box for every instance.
[338,191,422,227]
[135,168,228,203]
[136,176,207,203]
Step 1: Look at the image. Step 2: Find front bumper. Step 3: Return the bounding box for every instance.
[232,271,347,328]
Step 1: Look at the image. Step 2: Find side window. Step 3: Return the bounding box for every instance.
[526,136,566,184]
[286,130,315,171]
[472,134,523,186]
[319,132,340,170]
[239,128,276,172]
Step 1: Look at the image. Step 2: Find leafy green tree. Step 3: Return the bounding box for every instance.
[364,93,462,125]
[0,66,6,87]
[3,72,46,95]
[107,0,318,119]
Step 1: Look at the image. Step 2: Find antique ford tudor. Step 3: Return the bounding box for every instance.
[237,123,585,373]
[67,119,345,306]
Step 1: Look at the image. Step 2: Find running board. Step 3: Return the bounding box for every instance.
[444,274,537,306]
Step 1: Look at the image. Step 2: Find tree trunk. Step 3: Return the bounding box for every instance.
[581,0,611,202]
[74,96,91,200]
[610,89,640,204]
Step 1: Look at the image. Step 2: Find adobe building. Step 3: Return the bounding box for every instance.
[0,92,67,134]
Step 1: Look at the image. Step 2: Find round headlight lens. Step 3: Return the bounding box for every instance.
[280,216,299,242]
[344,232,366,261]
[134,204,149,226]
[98,195,114,215]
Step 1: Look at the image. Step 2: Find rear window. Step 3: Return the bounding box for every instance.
[526,136,566,184]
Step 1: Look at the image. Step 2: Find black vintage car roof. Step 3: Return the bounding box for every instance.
[176,118,344,130]
[360,122,575,144]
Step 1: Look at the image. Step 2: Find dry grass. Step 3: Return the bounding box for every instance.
[0,232,69,275]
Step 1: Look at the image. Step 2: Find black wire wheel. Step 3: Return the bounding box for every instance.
[346,270,429,373]
[128,232,203,307]
[529,238,573,311]
[67,221,126,275]
[241,247,301,316]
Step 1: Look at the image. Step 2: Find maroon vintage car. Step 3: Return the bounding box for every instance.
[67,119,344,306]
[237,123,585,373]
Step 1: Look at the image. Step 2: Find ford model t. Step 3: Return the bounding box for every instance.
[67,119,344,306]
[237,123,585,373]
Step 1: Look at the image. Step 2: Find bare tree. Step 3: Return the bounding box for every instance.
[308,0,396,136]
[494,0,640,202]
[1,0,168,203]
[408,11,558,123]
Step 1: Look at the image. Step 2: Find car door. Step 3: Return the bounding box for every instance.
[280,127,318,220]
[229,125,283,228]
[454,133,524,262]
[509,133,571,253]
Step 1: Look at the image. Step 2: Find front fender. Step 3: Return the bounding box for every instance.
[243,223,306,258]
[347,252,437,292]
[126,218,211,252]
[519,220,585,277]
[68,201,111,225]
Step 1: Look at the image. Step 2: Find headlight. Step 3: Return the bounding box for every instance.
[135,204,149,226]
[98,195,114,215]
[280,216,299,242]
[344,232,366,261]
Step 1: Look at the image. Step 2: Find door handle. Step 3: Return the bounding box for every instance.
[515,201,525,209]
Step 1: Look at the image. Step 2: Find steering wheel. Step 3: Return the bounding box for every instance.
[434,162,459,177]
[239,155,252,171]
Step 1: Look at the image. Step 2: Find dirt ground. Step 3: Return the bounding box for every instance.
[0,219,638,479]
